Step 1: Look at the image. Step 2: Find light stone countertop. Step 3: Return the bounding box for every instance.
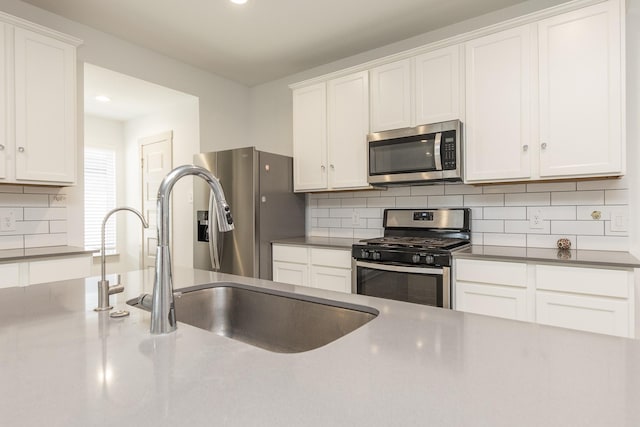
[272,236,358,249]
[455,245,640,268]
[2,267,640,426]
[0,245,96,262]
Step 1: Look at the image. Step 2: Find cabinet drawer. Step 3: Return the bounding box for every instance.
[0,263,20,288]
[456,258,527,287]
[310,248,352,269]
[456,281,528,321]
[272,244,308,264]
[536,264,629,298]
[28,255,91,285]
[536,291,630,337]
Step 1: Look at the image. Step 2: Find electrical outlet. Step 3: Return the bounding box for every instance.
[351,210,361,227]
[529,209,544,229]
[0,209,16,232]
[610,212,628,232]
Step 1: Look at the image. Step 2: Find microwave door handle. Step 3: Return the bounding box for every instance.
[434,132,442,171]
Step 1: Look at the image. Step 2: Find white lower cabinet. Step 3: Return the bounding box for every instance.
[456,259,529,321]
[0,254,91,288]
[272,244,352,293]
[455,258,634,338]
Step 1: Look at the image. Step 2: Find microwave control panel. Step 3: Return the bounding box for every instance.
[441,130,456,170]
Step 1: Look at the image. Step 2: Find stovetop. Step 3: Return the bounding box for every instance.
[359,236,470,251]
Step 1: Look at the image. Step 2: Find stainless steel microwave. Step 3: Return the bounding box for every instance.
[367,119,462,185]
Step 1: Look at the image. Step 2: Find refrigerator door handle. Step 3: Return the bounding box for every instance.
[208,192,222,271]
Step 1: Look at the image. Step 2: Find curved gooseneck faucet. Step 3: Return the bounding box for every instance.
[95,207,149,312]
[151,164,234,334]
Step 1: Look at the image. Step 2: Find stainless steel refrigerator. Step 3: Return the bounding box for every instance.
[193,147,305,280]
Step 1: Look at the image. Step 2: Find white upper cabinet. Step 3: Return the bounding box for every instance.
[14,27,77,184]
[537,0,622,178]
[327,71,369,189]
[293,82,327,191]
[369,45,462,133]
[415,45,461,125]
[293,71,370,192]
[370,59,412,132]
[0,14,80,186]
[465,25,532,182]
[465,0,623,183]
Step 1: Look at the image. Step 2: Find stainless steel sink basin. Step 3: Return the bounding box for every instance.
[127,282,378,353]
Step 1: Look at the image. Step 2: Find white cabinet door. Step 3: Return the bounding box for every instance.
[293,83,327,191]
[0,23,6,180]
[273,261,309,287]
[0,263,20,288]
[310,265,351,293]
[415,45,461,125]
[327,71,369,189]
[538,1,622,178]
[456,281,528,321]
[370,59,411,132]
[536,291,629,337]
[28,255,91,285]
[464,25,532,182]
[14,27,76,184]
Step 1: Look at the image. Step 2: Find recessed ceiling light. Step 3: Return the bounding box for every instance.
[230,0,248,4]
[95,95,111,103]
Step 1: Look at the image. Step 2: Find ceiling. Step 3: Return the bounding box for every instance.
[22,0,530,86]
[84,63,196,121]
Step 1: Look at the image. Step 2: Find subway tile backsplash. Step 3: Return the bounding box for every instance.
[0,186,67,250]
[307,178,630,251]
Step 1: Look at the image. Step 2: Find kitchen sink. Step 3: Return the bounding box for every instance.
[127,282,378,353]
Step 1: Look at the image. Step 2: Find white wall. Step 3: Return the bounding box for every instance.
[123,98,200,270]
[0,0,251,252]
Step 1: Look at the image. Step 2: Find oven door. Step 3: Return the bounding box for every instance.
[353,260,451,308]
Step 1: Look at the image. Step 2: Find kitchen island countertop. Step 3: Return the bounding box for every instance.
[2,267,640,426]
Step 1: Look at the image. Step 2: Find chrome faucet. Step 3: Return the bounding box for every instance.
[150,164,234,334]
[95,207,149,312]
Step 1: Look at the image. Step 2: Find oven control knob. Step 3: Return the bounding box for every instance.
[360,249,369,259]
[425,255,435,265]
[412,254,421,264]
[372,251,381,261]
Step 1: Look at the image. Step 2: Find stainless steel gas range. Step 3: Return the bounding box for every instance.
[351,208,471,309]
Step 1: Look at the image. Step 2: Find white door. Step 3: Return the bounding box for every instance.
[464,25,532,182]
[14,27,76,184]
[292,83,327,191]
[537,1,622,178]
[370,59,411,132]
[327,71,369,189]
[141,132,173,268]
[415,45,461,125]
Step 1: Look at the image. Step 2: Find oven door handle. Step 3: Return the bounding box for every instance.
[354,260,444,275]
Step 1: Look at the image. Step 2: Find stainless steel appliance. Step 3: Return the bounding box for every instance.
[352,208,471,308]
[367,119,462,185]
[193,147,305,280]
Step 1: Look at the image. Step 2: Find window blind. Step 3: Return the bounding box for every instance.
[84,147,116,251]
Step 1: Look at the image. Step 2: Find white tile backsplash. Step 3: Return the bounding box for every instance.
[306,179,630,251]
[0,186,68,249]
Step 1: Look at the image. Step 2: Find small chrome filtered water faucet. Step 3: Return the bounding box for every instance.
[150,164,234,334]
[95,207,149,312]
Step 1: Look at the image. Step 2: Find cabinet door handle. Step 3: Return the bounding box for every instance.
[330,164,335,169]
[541,143,547,150]
[321,165,326,171]
[0,144,4,151]
[18,146,24,153]
[522,144,528,152]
